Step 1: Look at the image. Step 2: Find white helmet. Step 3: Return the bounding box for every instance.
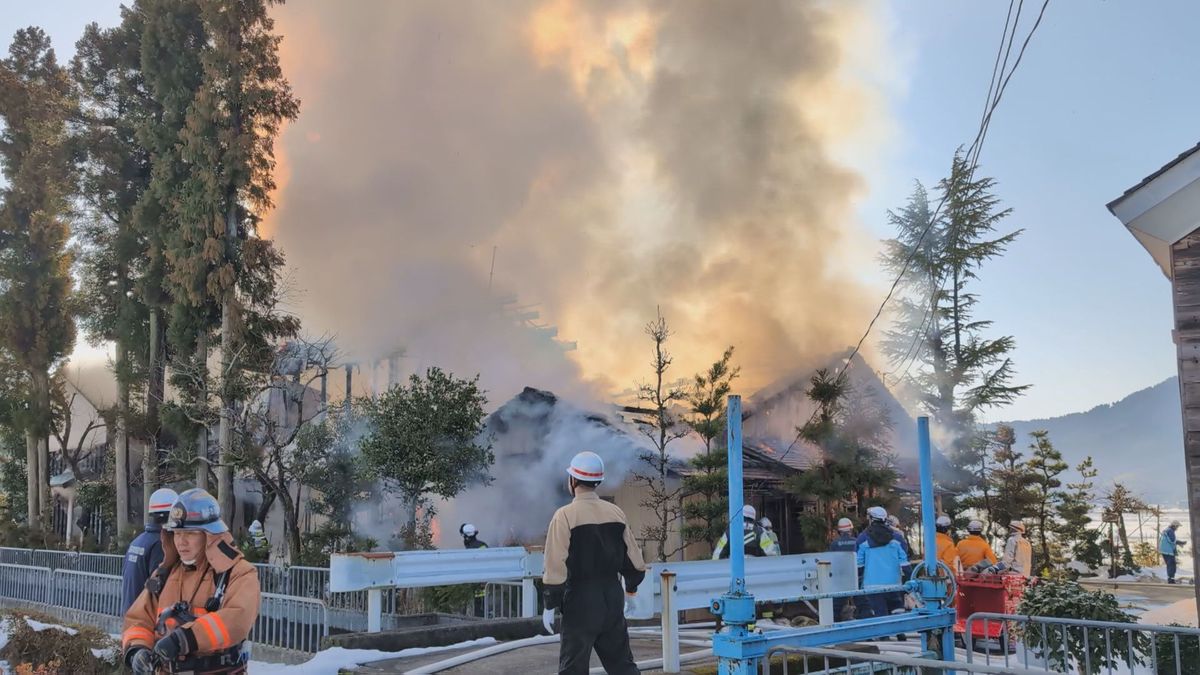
[567,451,605,483]
[936,515,952,528]
[1009,520,1026,533]
[742,504,757,521]
[1170,520,1182,529]
[460,523,478,537]
[967,519,984,534]
[148,488,179,515]
[837,517,854,531]
[867,506,888,522]
[887,515,901,528]
[760,517,772,530]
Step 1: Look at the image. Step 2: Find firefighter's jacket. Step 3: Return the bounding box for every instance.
[122,530,260,670]
[957,534,998,568]
[542,490,645,633]
[712,521,778,559]
[1003,533,1032,575]
[936,531,961,574]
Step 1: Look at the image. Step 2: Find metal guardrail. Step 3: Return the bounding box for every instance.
[482,580,524,619]
[762,645,1055,674]
[51,569,122,617]
[964,611,1200,675]
[255,593,329,654]
[0,563,50,604]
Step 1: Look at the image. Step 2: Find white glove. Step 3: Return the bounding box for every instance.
[542,608,556,634]
[623,593,637,618]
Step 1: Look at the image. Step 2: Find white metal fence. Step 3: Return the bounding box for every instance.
[964,611,1200,675]
[0,547,532,654]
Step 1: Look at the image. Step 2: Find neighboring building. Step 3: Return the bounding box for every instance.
[1108,142,1200,619]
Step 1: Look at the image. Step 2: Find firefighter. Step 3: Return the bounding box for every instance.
[759,517,782,556]
[856,507,908,619]
[460,523,488,549]
[1002,520,1033,576]
[460,523,488,616]
[542,451,645,675]
[829,518,858,620]
[956,519,998,569]
[122,488,179,615]
[122,489,260,675]
[887,514,914,557]
[935,515,961,574]
[829,518,857,553]
[712,505,779,559]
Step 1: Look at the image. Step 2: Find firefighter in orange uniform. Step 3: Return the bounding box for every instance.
[122,489,260,674]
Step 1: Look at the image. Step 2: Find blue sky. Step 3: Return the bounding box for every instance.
[3,1,1195,422]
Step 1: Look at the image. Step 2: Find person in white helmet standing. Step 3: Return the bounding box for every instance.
[712,505,777,559]
[1002,521,1033,576]
[542,451,645,675]
[120,487,179,615]
[759,517,782,556]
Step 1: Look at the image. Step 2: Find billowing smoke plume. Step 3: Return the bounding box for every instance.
[269,0,893,400]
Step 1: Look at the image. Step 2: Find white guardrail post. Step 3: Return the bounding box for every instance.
[520,577,537,618]
[817,560,833,627]
[660,569,680,673]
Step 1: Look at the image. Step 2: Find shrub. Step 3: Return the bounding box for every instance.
[1017,580,1145,674]
[0,610,118,674]
[1154,625,1200,675]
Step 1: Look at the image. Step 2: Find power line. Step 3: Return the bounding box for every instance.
[777,1,1051,463]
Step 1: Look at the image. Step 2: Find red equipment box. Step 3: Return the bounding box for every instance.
[954,572,1030,638]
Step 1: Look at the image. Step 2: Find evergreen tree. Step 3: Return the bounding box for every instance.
[785,369,897,551]
[882,154,1028,515]
[359,368,493,550]
[1102,483,1144,575]
[680,347,738,556]
[988,424,1037,536]
[0,27,79,529]
[1056,457,1103,571]
[1025,430,1068,570]
[71,12,156,539]
[167,0,299,518]
[137,0,208,513]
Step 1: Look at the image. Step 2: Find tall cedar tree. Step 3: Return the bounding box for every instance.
[359,368,493,550]
[0,28,79,529]
[631,311,688,562]
[167,0,299,517]
[137,0,208,512]
[882,154,1028,516]
[71,12,157,538]
[786,368,898,551]
[1025,430,1068,571]
[1056,457,1104,571]
[680,347,738,556]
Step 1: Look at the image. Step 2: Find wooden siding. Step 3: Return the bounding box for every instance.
[1169,234,1200,611]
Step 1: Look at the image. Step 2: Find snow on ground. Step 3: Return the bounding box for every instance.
[249,638,499,674]
[1111,565,1194,584]
[21,617,78,636]
[1141,599,1199,627]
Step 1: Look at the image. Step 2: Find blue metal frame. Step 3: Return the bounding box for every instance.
[710,402,958,675]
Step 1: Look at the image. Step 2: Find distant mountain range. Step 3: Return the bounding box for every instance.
[1001,377,1185,505]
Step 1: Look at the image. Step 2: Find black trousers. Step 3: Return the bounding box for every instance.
[558,582,638,675]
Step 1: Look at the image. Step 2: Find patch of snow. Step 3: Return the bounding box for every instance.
[22,617,78,636]
[90,646,117,662]
[1140,598,1198,627]
[249,638,499,674]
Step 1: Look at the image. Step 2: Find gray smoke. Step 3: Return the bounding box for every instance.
[269,0,890,398]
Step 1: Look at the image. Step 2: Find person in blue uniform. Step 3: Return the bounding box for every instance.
[120,488,178,614]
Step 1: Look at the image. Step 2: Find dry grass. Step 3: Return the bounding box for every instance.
[0,609,119,674]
